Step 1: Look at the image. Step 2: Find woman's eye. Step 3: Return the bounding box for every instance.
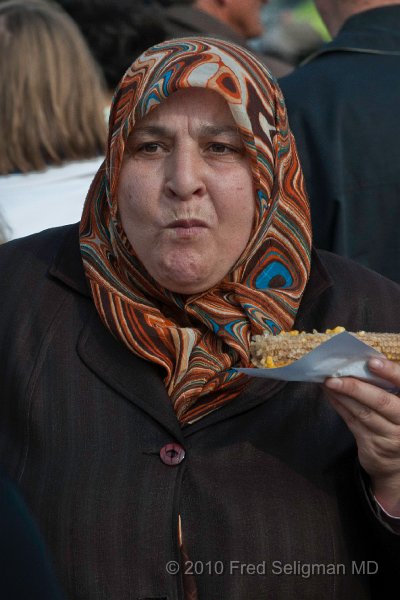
[139,142,161,154]
[209,143,233,154]
[208,142,242,156]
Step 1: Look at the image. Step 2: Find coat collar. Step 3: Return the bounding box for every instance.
[302,5,400,65]
[49,224,333,436]
[48,223,90,298]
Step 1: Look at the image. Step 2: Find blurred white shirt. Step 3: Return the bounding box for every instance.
[0,157,103,241]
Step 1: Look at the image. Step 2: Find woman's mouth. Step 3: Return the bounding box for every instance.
[167,219,209,238]
[168,219,208,229]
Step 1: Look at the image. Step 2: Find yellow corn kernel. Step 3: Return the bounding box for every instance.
[263,356,276,368]
[325,326,345,334]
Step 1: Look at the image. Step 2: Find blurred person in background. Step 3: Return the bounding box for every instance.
[280,0,400,283]
[290,0,330,40]
[0,0,107,240]
[258,11,325,66]
[0,466,65,599]
[162,0,294,76]
[0,211,10,244]
[57,0,169,99]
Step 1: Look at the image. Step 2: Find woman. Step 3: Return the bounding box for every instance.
[0,0,106,240]
[0,37,399,599]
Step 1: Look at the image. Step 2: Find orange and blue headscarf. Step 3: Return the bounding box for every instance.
[80,37,312,424]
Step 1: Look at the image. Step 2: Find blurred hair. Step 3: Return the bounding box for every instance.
[0,0,107,175]
[57,0,168,90]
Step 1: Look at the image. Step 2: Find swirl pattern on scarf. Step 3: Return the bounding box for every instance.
[80,37,312,425]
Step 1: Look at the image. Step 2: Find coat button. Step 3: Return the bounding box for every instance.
[160,443,185,466]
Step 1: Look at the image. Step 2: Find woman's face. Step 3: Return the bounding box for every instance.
[118,88,255,294]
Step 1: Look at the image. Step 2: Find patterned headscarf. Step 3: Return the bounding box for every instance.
[80,37,312,425]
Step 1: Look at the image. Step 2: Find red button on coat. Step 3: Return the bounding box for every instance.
[160,443,185,466]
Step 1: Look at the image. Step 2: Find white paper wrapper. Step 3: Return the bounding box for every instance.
[236,332,396,390]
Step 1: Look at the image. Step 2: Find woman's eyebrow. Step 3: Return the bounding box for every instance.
[198,124,241,137]
[130,125,170,138]
[131,124,241,138]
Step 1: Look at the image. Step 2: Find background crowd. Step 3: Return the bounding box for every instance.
[2,0,399,284]
[0,0,326,244]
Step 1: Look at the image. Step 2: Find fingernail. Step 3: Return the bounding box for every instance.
[325,378,343,390]
[369,358,384,370]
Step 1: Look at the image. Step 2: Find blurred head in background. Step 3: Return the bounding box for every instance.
[0,0,107,175]
[56,0,168,93]
[195,0,268,39]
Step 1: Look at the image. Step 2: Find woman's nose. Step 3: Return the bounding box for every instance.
[164,144,206,200]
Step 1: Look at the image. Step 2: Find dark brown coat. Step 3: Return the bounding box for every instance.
[0,224,399,599]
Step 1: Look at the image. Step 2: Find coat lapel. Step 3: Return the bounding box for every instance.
[49,224,184,442]
[77,310,184,442]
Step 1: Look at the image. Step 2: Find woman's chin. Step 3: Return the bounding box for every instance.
[152,263,216,294]
[157,272,212,295]
[144,249,212,293]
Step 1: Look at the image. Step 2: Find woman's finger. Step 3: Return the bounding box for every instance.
[368,357,400,388]
[325,389,399,436]
[324,373,400,425]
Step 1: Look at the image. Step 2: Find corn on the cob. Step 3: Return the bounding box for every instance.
[250,327,400,368]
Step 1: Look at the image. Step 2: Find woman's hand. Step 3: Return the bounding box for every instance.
[325,358,400,516]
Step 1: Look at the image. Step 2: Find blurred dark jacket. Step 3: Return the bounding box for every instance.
[0,467,64,599]
[163,4,293,77]
[280,6,400,283]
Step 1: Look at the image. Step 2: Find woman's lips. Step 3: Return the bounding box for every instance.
[166,218,208,238]
[168,219,208,228]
